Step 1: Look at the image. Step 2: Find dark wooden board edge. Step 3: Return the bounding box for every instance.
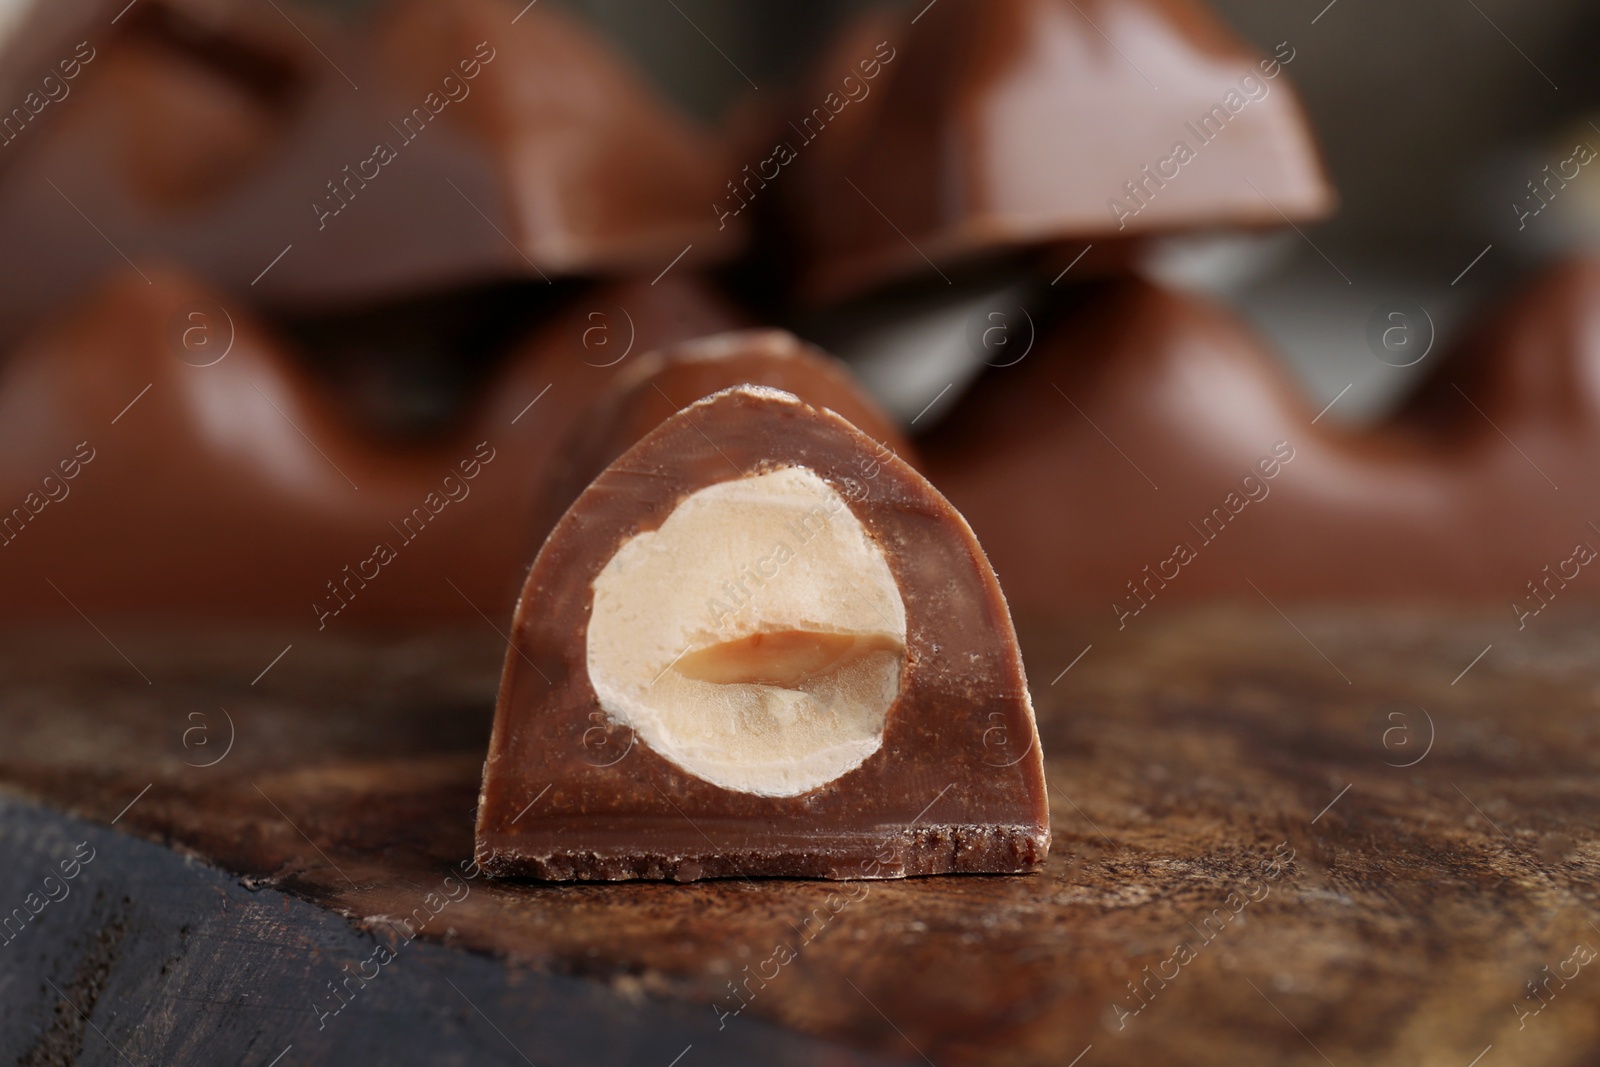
[0,794,902,1067]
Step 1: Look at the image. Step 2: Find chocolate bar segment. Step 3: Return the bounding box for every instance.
[0,0,741,343]
[923,259,1600,616]
[783,0,1333,303]
[370,0,742,279]
[0,268,744,623]
[477,386,1048,881]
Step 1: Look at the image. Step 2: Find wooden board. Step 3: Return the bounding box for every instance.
[0,606,1596,1066]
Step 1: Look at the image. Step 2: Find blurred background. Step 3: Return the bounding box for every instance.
[6,0,1600,420]
[4,0,1600,622]
[558,0,1600,420]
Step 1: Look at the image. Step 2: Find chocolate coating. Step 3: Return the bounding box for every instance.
[477,386,1048,881]
[531,328,912,545]
[0,268,741,623]
[369,0,741,279]
[0,0,741,344]
[925,258,1600,619]
[783,0,1333,304]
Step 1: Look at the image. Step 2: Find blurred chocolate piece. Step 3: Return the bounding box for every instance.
[68,3,302,212]
[0,0,741,344]
[0,266,742,623]
[925,278,1317,619]
[0,1,114,155]
[1398,258,1600,438]
[468,275,751,589]
[531,328,911,541]
[0,267,507,623]
[924,258,1600,619]
[477,386,1047,881]
[0,0,314,343]
[371,0,738,280]
[783,0,1333,304]
[277,278,588,439]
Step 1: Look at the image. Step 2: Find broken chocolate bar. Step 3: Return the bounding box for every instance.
[0,267,510,623]
[923,258,1600,617]
[0,267,742,623]
[476,385,1048,881]
[0,0,740,345]
[782,0,1333,304]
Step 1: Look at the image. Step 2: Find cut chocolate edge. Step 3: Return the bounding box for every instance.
[476,385,1048,881]
[528,328,913,547]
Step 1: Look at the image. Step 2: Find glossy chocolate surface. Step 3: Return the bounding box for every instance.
[478,387,1048,881]
[782,0,1333,303]
[0,268,741,623]
[0,0,740,344]
[924,258,1600,621]
[531,328,912,544]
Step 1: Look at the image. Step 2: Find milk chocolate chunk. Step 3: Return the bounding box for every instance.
[531,328,911,543]
[923,259,1600,616]
[476,386,1048,882]
[61,4,302,213]
[0,268,499,622]
[0,0,741,344]
[1397,257,1600,438]
[370,0,742,281]
[784,0,1333,304]
[0,266,746,624]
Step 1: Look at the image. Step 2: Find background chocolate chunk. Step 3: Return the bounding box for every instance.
[0,267,746,623]
[0,0,743,345]
[779,0,1333,304]
[924,259,1600,619]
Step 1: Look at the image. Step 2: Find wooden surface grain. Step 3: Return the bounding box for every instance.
[0,606,1596,1066]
